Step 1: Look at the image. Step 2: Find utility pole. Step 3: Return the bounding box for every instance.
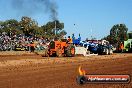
[54,20,56,35]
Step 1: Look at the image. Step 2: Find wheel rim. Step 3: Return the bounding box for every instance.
[71,48,75,55]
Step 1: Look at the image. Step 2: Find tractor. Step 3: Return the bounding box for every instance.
[72,34,113,55]
[48,39,75,57]
[123,32,132,52]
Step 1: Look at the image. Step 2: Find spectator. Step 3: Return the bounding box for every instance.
[0,32,49,51]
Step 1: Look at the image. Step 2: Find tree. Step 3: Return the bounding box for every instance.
[0,17,67,39]
[59,30,67,37]
[109,24,128,44]
[102,35,111,41]
[41,20,65,39]
[0,19,23,35]
[33,27,44,37]
[19,16,38,36]
[0,21,4,33]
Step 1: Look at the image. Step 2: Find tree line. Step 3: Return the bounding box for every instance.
[0,16,66,39]
[0,16,130,44]
[103,24,129,45]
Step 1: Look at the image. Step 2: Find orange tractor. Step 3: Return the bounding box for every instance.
[47,39,75,57]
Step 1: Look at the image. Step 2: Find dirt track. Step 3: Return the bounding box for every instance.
[0,53,132,88]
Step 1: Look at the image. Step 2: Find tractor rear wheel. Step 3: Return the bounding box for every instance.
[66,44,75,57]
